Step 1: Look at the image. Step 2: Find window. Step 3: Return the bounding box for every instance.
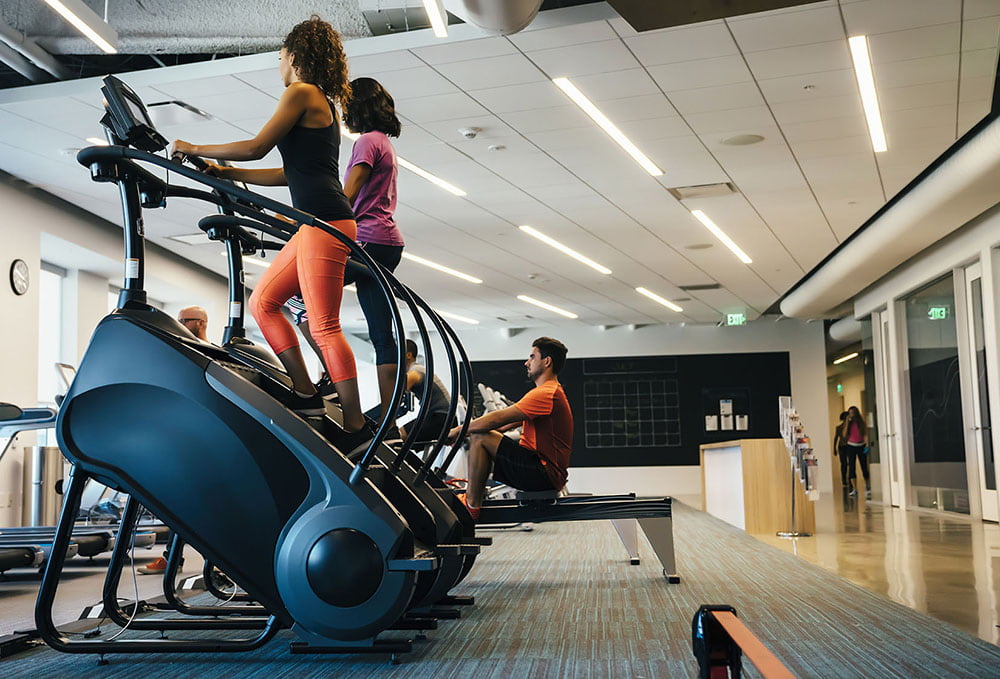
[37,263,66,405]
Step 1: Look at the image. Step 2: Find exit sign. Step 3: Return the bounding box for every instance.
[928,306,950,320]
[726,312,746,326]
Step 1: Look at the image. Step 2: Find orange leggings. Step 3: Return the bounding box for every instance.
[249,220,358,383]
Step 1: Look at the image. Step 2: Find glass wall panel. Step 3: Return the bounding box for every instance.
[969,277,995,492]
[860,317,882,502]
[904,274,969,513]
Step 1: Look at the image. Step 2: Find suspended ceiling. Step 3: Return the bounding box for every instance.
[0,0,997,331]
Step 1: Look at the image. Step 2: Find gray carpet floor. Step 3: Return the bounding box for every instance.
[2,502,999,678]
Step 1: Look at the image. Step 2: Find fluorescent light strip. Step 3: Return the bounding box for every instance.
[848,35,887,153]
[397,157,467,196]
[690,210,753,264]
[341,127,466,196]
[402,252,482,284]
[552,77,662,176]
[436,310,479,325]
[833,352,859,365]
[517,294,578,320]
[519,225,611,275]
[40,0,118,54]
[423,0,448,37]
[635,287,683,313]
[85,136,108,146]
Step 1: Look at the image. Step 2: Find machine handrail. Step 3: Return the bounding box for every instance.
[78,144,408,483]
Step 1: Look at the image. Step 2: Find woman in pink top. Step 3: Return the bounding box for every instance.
[841,405,870,497]
[287,77,405,428]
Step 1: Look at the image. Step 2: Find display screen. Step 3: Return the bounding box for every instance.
[123,92,153,127]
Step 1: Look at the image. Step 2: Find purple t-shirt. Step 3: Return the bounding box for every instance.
[345,131,403,246]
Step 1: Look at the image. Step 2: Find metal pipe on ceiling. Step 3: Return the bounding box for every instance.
[0,21,69,79]
[0,40,50,83]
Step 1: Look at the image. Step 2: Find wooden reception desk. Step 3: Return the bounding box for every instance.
[700,439,815,535]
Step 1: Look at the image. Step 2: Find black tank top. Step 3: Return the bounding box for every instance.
[276,110,355,222]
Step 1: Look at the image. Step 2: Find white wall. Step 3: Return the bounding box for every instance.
[449,319,832,510]
[0,177,229,526]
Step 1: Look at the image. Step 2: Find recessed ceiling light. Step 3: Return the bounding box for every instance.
[690,210,753,265]
[518,225,611,275]
[517,294,578,319]
[635,287,683,312]
[437,310,479,325]
[401,252,482,284]
[684,243,713,250]
[720,134,764,146]
[848,35,887,153]
[552,77,663,176]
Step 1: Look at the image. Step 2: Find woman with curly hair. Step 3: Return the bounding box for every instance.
[170,16,370,450]
[288,77,405,431]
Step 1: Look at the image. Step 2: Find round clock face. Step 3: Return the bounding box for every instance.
[9,259,29,296]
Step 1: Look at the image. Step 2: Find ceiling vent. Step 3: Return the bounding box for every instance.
[667,182,737,201]
[677,283,721,291]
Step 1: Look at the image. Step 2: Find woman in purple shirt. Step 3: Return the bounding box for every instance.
[290,77,405,429]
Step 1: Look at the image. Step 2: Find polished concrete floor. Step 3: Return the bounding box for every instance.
[753,486,1000,645]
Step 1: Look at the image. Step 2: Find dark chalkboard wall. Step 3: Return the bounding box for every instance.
[471,351,791,467]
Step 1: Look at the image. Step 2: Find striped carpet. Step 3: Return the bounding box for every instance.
[2,502,999,678]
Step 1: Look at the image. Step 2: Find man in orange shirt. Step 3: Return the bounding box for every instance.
[448,337,573,520]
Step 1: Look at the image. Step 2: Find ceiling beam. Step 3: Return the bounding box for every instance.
[0,40,50,83]
[0,20,70,79]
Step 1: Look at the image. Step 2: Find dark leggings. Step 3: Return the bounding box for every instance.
[846,444,870,484]
[345,242,403,365]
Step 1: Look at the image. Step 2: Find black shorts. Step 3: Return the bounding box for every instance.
[493,436,556,492]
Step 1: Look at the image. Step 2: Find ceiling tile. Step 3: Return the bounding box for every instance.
[622,22,737,66]
[962,16,1000,50]
[596,94,680,123]
[368,66,458,100]
[668,82,765,115]
[396,92,488,123]
[525,40,640,78]
[509,19,618,52]
[498,105,593,133]
[874,53,959,88]
[757,69,858,103]
[153,75,251,99]
[744,40,852,79]
[567,68,661,101]
[728,4,844,52]
[868,23,960,63]
[648,55,753,92]
[432,53,546,90]
[879,80,957,111]
[769,94,864,124]
[468,81,568,113]
[840,0,961,36]
[410,37,518,65]
[684,106,777,135]
[965,0,1000,19]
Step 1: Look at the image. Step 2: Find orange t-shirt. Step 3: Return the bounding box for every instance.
[515,379,574,488]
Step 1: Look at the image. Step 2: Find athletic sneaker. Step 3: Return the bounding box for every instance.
[848,488,858,497]
[338,422,376,458]
[315,373,337,401]
[287,391,326,417]
[138,556,167,575]
[455,492,480,522]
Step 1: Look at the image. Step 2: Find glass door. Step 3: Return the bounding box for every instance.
[903,274,969,514]
[965,263,998,521]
